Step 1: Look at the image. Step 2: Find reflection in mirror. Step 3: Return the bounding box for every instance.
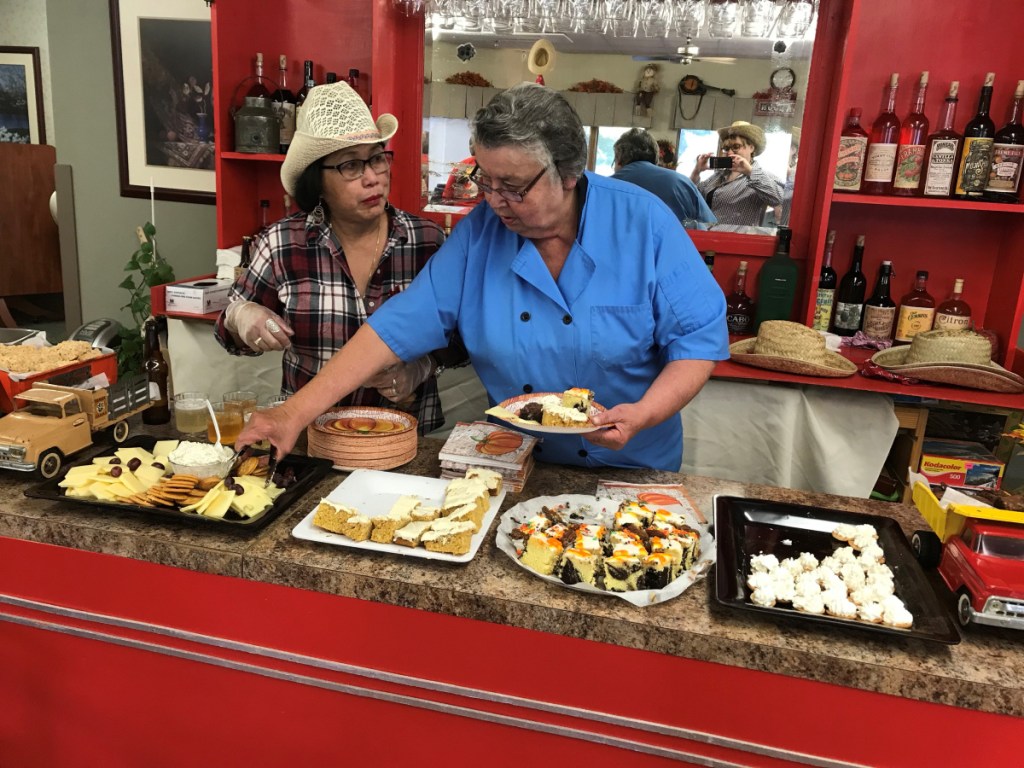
[421,0,817,234]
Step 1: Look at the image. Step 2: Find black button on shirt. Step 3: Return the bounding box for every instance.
[562,314,572,325]
[520,312,531,321]
[523,384,533,393]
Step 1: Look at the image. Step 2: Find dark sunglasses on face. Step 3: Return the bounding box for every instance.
[469,164,547,203]
[321,150,394,180]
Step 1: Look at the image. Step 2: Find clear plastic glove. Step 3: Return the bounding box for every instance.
[364,356,434,403]
[224,300,293,352]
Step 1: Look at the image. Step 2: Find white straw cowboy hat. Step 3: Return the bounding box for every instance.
[718,120,767,156]
[872,330,1024,393]
[730,321,857,378]
[527,39,557,76]
[280,81,398,196]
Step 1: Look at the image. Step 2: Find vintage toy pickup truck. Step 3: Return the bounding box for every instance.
[912,481,1024,629]
[0,379,150,479]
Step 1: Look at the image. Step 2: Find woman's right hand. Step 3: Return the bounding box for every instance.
[224,300,294,352]
[236,399,304,458]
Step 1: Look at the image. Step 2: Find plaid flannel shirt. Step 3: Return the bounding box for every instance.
[214,206,448,433]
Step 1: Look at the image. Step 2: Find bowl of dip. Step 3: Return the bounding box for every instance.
[167,440,235,479]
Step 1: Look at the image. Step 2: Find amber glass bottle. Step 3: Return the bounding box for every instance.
[142,320,170,425]
[934,279,973,331]
[894,270,936,343]
[862,261,897,341]
[726,260,755,335]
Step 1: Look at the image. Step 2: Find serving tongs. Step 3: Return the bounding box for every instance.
[264,449,280,489]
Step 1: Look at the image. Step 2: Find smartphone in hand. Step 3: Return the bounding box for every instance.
[708,156,734,169]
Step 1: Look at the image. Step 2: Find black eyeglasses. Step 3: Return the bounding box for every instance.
[321,151,394,180]
[469,164,547,203]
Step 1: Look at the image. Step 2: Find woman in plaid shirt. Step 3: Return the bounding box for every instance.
[214,81,463,434]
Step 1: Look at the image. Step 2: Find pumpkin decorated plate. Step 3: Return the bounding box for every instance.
[307,407,418,471]
[488,393,608,435]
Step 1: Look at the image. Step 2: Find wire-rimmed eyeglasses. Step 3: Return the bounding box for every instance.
[469,164,547,203]
[321,151,394,180]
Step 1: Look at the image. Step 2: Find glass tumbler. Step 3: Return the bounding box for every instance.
[206,402,245,446]
[173,391,209,436]
[223,390,258,420]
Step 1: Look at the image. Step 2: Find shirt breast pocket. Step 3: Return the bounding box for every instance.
[591,304,655,370]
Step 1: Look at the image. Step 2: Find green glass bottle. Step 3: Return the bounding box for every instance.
[753,227,798,330]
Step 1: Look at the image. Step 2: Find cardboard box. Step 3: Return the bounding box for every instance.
[165,279,232,315]
[919,438,1005,490]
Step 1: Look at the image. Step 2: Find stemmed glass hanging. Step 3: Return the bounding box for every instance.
[707,0,739,38]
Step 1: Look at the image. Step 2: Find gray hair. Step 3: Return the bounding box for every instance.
[613,128,658,167]
[470,83,587,181]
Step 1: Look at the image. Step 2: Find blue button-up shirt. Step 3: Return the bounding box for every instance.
[370,172,728,470]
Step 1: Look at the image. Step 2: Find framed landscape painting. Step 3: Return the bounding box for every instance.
[0,46,45,144]
[110,0,215,203]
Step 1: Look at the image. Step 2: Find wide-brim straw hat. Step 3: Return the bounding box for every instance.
[280,81,398,196]
[718,120,766,156]
[872,330,1024,393]
[729,321,857,377]
[527,39,557,76]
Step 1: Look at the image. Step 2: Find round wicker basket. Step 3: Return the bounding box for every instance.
[306,407,418,470]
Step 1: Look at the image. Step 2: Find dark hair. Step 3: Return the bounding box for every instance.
[656,139,677,168]
[292,141,388,216]
[471,83,587,181]
[613,128,658,167]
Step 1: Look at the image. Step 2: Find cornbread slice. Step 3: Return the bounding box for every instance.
[421,518,476,556]
[520,532,563,576]
[339,514,372,542]
[445,503,483,532]
[393,520,434,548]
[370,508,415,544]
[465,467,503,496]
[410,505,441,522]
[312,500,359,534]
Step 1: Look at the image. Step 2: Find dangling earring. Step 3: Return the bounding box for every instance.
[311,197,326,226]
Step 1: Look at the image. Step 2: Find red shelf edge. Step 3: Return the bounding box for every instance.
[831,193,1024,213]
[221,151,286,163]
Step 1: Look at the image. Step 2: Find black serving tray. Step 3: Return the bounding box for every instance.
[713,495,960,645]
[25,436,333,531]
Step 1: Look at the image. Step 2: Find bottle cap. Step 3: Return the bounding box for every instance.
[739,260,748,270]
[917,270,929,279]
[260,199,270,208]
[279,54,287,69]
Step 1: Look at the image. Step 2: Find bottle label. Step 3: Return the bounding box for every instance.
[813,288,836,331]
[892,145,926,189]
[863,143,898,183]
[862,305,896,339]
[894,306,935,341]
[273,101,296,145]
[956,137,995,195]
[834,136,868,190]
[985,143,1024,194]
[726,312,753,334]
[922,138,959,196]
[832,301,864,332]
[934,312,972,331]
[148,382,161,401]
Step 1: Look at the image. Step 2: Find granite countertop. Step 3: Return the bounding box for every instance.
[1,429,1022,717]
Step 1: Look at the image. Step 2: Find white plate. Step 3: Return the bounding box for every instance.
[490,393,608,435]
[291,469,507,563]
[495,494,716,607]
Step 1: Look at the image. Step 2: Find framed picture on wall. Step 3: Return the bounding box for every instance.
[110,0,215,204]
[0,46,45,145]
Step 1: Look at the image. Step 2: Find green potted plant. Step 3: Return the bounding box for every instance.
[118,222,174,376]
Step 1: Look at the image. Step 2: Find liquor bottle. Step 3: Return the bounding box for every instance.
[833,108,870,193]
[831,235,867,336]
[753,227,798,329]
[348,68,361,97]
[920,81,962,198]
[270,55,296,155]
[295,60,315,128]
[985,79,1024,203]
[259,199,270,230]
[955,73,996,199]
[325,72,338,84]
[892,72,930,196]
[862,73,901,195]
[894,270,936,343]
[246,52,271,99]
[934,278,972,331]
[726,260,756,335]
[812,230,838,331]
[703,251,716,273]
[862,261,897,341]
[141,319,170,425]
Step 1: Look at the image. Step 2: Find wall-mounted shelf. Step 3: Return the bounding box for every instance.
[831,193,1024,213]
[221,152,286,163]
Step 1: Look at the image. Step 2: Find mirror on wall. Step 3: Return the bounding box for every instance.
[420,0,818,235]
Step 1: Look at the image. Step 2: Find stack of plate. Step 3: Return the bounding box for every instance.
[306,407,418,470]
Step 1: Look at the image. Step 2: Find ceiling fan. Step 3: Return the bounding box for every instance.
[633,37,737,66]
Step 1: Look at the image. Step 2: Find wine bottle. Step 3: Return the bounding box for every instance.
[753,227,798,330]
[955,72,996,199]
[295,60,315,128]
[348,68,362,101]
[985,79,1024,203]
[862,261,897,341]
[831,235,867,336]
[325,72,338,84]
[270,55,296,155]
[142,319,170,425]
[246,52,271,99]
[833,108,870,192]
[892,72,930,195]
[934,279,972,331]
[703,251,716,273]
[812,230,838,331]
[726,260,756,335]
[894,270,936,343]
[862,74,901,195]
[920,81,962,198]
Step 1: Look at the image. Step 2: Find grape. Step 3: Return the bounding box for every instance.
[109,457,121,465]
[234,486,245,495]
[152,462,165,470]
[110,466,123,478]
[127,458,142,471]
[224,477,235,489]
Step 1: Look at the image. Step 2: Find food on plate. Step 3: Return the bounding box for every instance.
[312,500,360,534]
[393,520,435,548]
[0,339,102,373]
[441,477,490,519]
[410,505,441,522]
[513,388,596,427]
[370,507,415,544]
[445,503,483,532]
[744,522,913,629]
[421,518,477,555]
[511,499,701,591]
[466,467,503,496]
[517,402,544,424]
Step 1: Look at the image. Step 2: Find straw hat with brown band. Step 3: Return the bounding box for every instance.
[872,329,1024,393]
[527,39,557,77]
[729,320,857,378]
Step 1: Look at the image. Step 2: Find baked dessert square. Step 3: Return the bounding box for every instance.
[466,467,503,496]
[410,505,441,522]
[540,403,589,428]
[312,500,359,534]
[370,507,415,544]
[604,554,643,592]
[393,520,434,548]
[442,477,489,518]
[339,513,372,542]
[615,500,654,527]
[642,552,675,590]
[561,387,594,412]
[421,518,477,556]
[390,495,422,518]
[446,503,483,532]
[560,547,602,587]
[520,532,564,576]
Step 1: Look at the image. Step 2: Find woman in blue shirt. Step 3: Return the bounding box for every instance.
[240,84,729,471]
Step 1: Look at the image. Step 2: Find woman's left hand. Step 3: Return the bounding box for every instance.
[585,403,644,451]
[364,356,433,402]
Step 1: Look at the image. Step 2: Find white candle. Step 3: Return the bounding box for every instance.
[150,177,155,229]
